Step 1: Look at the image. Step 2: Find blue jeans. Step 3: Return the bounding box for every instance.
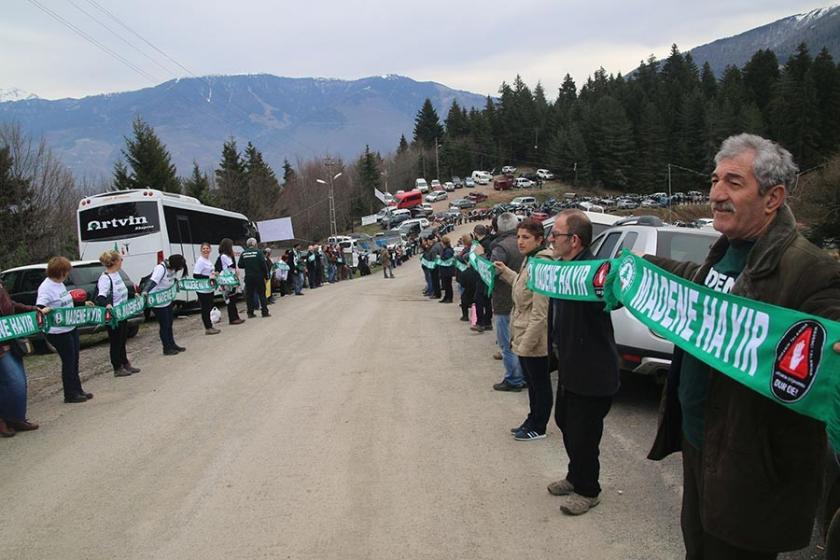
[423,267,432,294]
[292,272,304,294]
[0,351,27,421]
[153,304,177,350]
[495,314,524,386]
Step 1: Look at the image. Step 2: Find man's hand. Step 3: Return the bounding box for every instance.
[39,306,52,315]
[493,261,510,275]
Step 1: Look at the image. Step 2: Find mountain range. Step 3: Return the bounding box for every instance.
[1,4,839,178]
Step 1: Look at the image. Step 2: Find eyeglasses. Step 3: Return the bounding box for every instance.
[549,230,575,239]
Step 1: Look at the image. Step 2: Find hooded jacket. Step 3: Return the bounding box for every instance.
[498,248,553,357]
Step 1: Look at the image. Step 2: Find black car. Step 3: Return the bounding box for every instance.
[383,213,410,229]
[0,260,142,352]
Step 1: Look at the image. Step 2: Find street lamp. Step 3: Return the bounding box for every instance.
[316,172,342,238]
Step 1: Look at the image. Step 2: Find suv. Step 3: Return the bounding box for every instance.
[493,177,514,191]
[589,216,720,377]
[0,260,143,352]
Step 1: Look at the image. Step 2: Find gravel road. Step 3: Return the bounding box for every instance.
[0,221,825,559]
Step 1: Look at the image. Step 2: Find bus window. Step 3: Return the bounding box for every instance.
[79,201,160,241]
[163,206,251,245]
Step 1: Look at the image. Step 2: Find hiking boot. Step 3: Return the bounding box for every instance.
[205,328,221,335]
[560,493,600,515]
[492,381,523,392]
[547,479,575,496]
[514,429,546,441]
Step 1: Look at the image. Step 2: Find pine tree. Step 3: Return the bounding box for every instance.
[634,102,667,191]
[700,62,717,100]
[546,124,590,185]
[244,142,280,220]
[0,147,38,269]
[183,161,211,204]
[769,44,821,168]
[588,96,634,188]
[282,159,296,186]
[112,160,133,190]
[397,135,409,154]
[413,99,444,149]
[113,117,180,192]
[215,138,247,214]
[355,145,382,216]
[811,48,840,155]
[742,49,780,113]
[444,100,470,137]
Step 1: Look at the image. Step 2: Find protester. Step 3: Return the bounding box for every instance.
[0,281,40,436]
[238,238,271,318]
[291,243,305,295]
[36,257,91,403]
[428,236,443,299]
[95,250,140,377]
[481,213,525,391]
[457,233,477,322]
[646,134,840,558]
[470,224,494,332]
[216,238,245,325]
[263,248,275,304]
[493,218,553,440]
[438,236,455,303]
[546,209,620,515]
[193,242,220,335]
[306,245,318,289]
[144,254,188,355]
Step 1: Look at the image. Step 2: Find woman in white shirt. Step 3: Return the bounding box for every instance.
[193,242,220,335]
[142,254,187,356]
[95,250,139,377]
[218,238,244,325]
[37,257,91,403]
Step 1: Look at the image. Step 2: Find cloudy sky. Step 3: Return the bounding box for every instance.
[2,0,832,100]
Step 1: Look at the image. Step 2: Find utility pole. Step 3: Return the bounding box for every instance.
[667,163,672,224]
[434,137,440,180]
[319,158,341,238]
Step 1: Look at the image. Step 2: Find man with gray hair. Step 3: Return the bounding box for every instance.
[646,133,840,558]
[487,212,526,391]
[238,237,271,318]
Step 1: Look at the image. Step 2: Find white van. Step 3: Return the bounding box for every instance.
[510,196,536,208]
[471,170,492,185]
[415,178,429,193]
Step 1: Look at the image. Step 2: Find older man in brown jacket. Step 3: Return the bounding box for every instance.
[647,133,840,559]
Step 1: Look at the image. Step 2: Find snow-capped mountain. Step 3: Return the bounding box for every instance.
[0,87,39,103]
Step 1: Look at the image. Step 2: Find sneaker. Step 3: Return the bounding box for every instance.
[493,351,502,360]
[492,381,523,392]
[547,479,575,496]
[561,493,600,516]
[510,421,529,434]
[514,429,546,441]
[205,328,221,335]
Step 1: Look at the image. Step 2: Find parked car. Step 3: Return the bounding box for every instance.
[0,260,142,352]
[589,216,720,377]
[451,176,463,188]
[411,203,434,218]
[529,211,550,221]
[514,178,535,189]
[510,196,536,208]
[466,191,488,202]
[450,198,476,209]
[464,177,475,188]
[493,177,514,191]
[415,178,429,193]
[536,169,554,180]
[383,211,411,229]
[430,179,443,191]
[502,165,517,176]
[443,181,456,192]
[471,170,492,185]
[616,198,639,210]
[425,191,448,202]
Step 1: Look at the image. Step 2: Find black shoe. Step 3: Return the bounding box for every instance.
[163,348,179,356]
[510,420,530,434]
[64,394,88,404]
[114,367,132,377]
[493,381,523,392]
[247,313,256,318]
[82,392,93,399]
[460,315,469,321]
[123,364,141,374]
[261,312,271,318]
[173,345,186,352]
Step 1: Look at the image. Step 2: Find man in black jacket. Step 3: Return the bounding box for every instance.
[237,238,270,318]
[546,209,620,516]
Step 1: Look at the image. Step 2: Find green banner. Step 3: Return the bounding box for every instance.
[0,311,42,343]
[454,260,468,272]
[147,284,178,307]
[216,270,240,287]
[468,246,496,296]
[607,250,840,446]
[111,296,147,323]
[273,261,290,272]
[46,306,106,330]
[178,278,214,292]
[526,257,611,302]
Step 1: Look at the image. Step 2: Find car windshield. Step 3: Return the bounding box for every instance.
[68,263,106,286]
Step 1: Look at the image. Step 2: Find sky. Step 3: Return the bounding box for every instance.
[2,0,834,101]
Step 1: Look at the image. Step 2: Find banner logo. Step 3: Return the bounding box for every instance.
[618,255,636,292]
[772,320,825,402]
[86,215,149,231]
[593,261,611,297]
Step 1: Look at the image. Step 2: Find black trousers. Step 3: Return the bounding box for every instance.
[474,286,493,327]
[519,355,552,434]
[554,386,612,498]
[197,291,214,329]
[245,277,269,316]
[681,439,778,560]
[440,272,453,301]
[46,329,82,398]
[226,292,241,323]
[106,320,129,370]
[152,304,177,350]
[430,267,441,298]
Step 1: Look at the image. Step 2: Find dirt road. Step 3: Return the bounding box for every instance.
[0,232,824,559]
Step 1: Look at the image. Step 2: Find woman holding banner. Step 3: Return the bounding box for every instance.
[217,238,245,324]
[0,281,41,436]
[493,218,553,441]
[143,254,188,356]
[96,250,140,377]
[37,257,91,403]
[193,242,220,335]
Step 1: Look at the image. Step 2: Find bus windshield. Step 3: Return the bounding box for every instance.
[79,201,160,241]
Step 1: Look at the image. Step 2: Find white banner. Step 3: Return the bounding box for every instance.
[361,214,379,226]
[256,217,295,242]
[374,188,387,204]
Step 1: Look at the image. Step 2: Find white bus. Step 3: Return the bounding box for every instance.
[77,189,258,303]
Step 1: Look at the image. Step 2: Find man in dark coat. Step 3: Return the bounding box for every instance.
[546,209,620,516]
[237,237,271,318]
[647,133,840,558]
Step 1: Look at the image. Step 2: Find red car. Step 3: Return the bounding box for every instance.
[493,177,514,190]
[530,211,550,221]
[466,192,488,202]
